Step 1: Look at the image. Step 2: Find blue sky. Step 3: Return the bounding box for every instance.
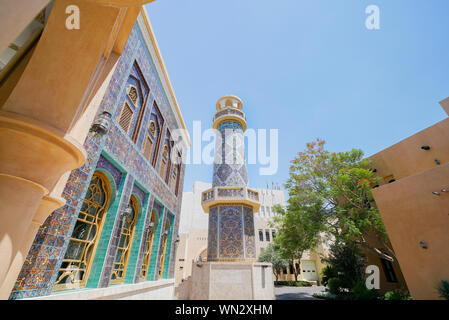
[146,0,449,193]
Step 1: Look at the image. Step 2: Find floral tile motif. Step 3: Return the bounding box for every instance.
[207,206,218,260]
[243,206,255,259]
[219,206,244,259]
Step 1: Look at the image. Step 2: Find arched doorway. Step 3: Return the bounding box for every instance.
[111,195,139,284]
[54,171,111,290]
[140,210,156,281]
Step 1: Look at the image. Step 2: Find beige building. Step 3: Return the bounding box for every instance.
[370,97,449,300]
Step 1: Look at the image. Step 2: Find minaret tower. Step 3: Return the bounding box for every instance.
[202,95,260,262]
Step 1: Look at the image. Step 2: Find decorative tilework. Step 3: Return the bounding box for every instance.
[97,155,123,187]
[212,120,248,188]
[207,206,218,260]
[219,206,244,259]
[243,206,255,259]
[10,20,187,299]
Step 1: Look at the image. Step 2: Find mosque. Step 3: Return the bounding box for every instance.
[0,0,190,300]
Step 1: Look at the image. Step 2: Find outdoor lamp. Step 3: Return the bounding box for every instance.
[148,221,155,229]
[175,235,180,243]
[421,145,430,150]
[435,159,441,165]
[432,191,441,196]
[89,111,112,138]
[419,241,428,249]
[121,206,132,220]
[164,230,169,235]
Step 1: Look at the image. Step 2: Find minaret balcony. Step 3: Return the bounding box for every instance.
[212,108,247,131]
[201,186,260,212]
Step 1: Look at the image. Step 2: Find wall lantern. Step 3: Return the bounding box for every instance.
[370,168,377,173]
[435,159,441,165]
[432,191,441,196]
[121,205,132,220]
[175,235,180,243]
[148,221,155,229]
[421,145,430,150]
[163,230,169,236]
[89,111,112,138]
[419,241,428,249]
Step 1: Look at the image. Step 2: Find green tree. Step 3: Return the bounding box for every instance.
[271,203,321,281]
[282,138,396,263]
[257,243,288,281]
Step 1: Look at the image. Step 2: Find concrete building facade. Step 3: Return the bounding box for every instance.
[370,97,449,300]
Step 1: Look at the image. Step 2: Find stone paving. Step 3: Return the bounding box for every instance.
[275,285,327,300]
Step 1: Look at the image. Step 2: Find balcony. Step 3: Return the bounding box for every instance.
[201,186,260,212]
[212,108,247,131]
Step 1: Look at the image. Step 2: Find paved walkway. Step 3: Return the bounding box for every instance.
[275,285,326,300]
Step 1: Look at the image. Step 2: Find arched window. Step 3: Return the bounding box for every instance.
[111,195,139,284]
[54,172,111,290]
[117,71,148,142]
[140,210,156,281]
[159,131,173,183]
[169,150,181,196]
[143,103,164,167]
[158,219,170,278]
[142,112,161,165]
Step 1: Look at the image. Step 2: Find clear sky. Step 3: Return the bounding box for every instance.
[145,0,449,194]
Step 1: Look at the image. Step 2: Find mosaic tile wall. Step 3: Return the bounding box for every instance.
[206,205,256,261]
[10,20,186,299]
[219,206,244,259]
[213,121,248,187]
[207,206,218,260]
[243,206,256,259]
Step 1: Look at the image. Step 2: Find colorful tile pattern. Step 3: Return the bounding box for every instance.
[243,206,256,259]
[219,206,244,259]
[10,20,186,299]
[207,206,218,260]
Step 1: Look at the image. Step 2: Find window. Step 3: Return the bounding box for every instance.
[381,258,398,283]
[118,102,133,133]
[111,196,139,284]
[158,219,171,278]
[54,172,110,290]
[266,206,271,217]
[143,104,164,168]
[258,230,263,242]
[265,230,270,242]
[170,158,181,196]
[159,130,173,183]
[260,206,265,216]
[272,230,276,240]
[140,210,156,281]
[118,76,146,138]
[289,263,294,274]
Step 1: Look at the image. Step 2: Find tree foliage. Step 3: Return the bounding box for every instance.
[271,201,321,281]
[281,138,395,261]
[257,243,288,281]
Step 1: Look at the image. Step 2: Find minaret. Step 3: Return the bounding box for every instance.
[201,95,260,262]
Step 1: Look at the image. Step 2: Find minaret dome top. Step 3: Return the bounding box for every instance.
[213,95,247,131]
[215,95,243,111]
